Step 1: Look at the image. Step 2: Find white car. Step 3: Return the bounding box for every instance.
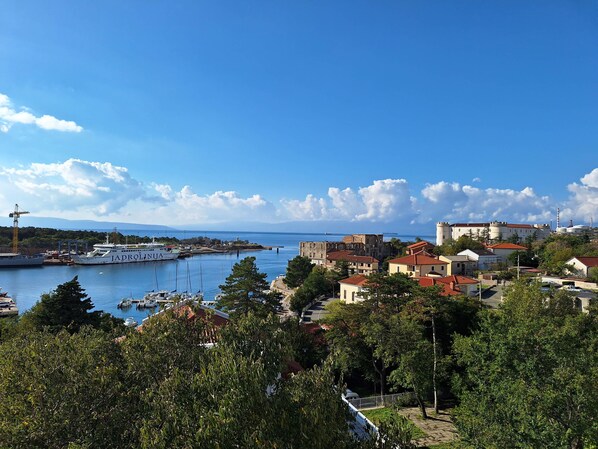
[343,389,360,400]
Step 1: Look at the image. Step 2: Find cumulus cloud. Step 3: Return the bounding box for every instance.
[1,158,596,228]
[561,168,598,223]
[0,159,275,223]
[280,179,417,223]
[0,93,82,133]
[0,159,144,215]
[418,181,553,223]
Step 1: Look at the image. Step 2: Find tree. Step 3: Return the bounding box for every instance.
[20,276,120,333]
[452,281,598,448]
[284,255,315,288]
[588,266,598,283]
[218,256,281,317]
[324,300,392,395]
[289,266,332,315]
[0,328,133,449]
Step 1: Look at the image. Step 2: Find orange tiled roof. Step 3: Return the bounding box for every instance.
[437,275,478,285]
[327,251,378,264]
[417,277,461,296]
[407,241,433,249]
[487,243,527,250]
[575,256,598,267]
[339,274,369,286]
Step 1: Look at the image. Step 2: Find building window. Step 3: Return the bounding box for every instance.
[441,266,444,270]
[352,292,355,302]
[343,290,346,299]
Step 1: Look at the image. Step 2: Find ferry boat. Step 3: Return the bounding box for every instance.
[71,237,179,266]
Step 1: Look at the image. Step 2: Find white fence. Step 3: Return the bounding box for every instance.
[347,392,415,410]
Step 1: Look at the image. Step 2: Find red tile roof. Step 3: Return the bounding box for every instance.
[487,243,527,250]
[407,241,433,249]
[327,251,378,264]
[417,277,461,296]
[388,254,447,266]
[575,257,598,267]
[339,274,369,286]
[437,275,479,285]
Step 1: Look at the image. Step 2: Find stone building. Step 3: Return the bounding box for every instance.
[300,234,390,265]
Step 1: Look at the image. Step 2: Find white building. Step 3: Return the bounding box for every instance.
[436,221,551,245]
[566,257,598,278]
[458,249,501,271]
[339,274,369,303]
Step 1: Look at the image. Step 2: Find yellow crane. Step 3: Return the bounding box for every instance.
[8,204,29,253]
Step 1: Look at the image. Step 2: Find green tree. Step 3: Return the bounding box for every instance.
[284,255,315,288]
[324,300,392,395]
[452,281,598,448]
[0,328,133,449]
[20,276,120,333]
[218,256,281,317]
[289,266,332,315]
[588,266,598,283]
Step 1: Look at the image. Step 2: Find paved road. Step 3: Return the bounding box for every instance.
[480,284,503,308]
[301,297,335,323]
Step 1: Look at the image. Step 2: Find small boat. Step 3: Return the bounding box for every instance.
[117,298,133,309]
[0,294,18,317]
[124,317,138,327]
[136,298,158,309]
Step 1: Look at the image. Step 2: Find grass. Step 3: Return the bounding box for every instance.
[362,407,427,439]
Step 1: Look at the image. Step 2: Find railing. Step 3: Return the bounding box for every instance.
[347,392,415,410]
[341,396,378,440]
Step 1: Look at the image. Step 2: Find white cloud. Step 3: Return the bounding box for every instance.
[418,181,553,223]
[281,179,417,223]
[0,159,144,215]
[1,158,596,229]
[0,93,82,133]
[561,168,598,223]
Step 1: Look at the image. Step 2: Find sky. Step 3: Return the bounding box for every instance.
[0,1,597,233]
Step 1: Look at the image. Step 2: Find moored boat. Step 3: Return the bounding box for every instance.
[71,235,178,266]
[0,253,44,268]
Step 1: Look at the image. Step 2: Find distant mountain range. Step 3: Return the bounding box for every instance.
[0,216,175,232]
[0,216,433,238]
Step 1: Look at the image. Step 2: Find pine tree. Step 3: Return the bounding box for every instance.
[23,276,102,332]
[218,257,281,317]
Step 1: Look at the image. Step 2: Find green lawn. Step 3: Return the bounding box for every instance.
[362,407,427,439]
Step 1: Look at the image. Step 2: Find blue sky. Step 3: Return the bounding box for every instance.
[0,1,596,232]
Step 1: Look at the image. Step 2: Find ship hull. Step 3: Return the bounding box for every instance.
[0,254,44,268]
[72,251,178,265]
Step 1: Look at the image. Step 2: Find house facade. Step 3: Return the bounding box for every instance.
[439,255,477,276]
[566,256,598,277]
[339,274,369,303]
[458,249,501,270]
[388,254,448,278]
[325,251,379,275]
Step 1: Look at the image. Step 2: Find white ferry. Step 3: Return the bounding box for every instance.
[71,237,179,265]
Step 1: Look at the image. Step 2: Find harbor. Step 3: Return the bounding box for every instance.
[0,230,318,323]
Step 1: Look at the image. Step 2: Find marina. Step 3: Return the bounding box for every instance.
[0,231,430,323]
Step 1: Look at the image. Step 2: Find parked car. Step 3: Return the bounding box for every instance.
[343,389,360,400]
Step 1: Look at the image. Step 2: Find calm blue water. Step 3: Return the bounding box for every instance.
[0,231,432,322]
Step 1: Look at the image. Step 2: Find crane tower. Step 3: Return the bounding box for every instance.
[8,204,29,253]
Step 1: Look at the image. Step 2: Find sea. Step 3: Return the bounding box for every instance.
[0,230,433,323]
